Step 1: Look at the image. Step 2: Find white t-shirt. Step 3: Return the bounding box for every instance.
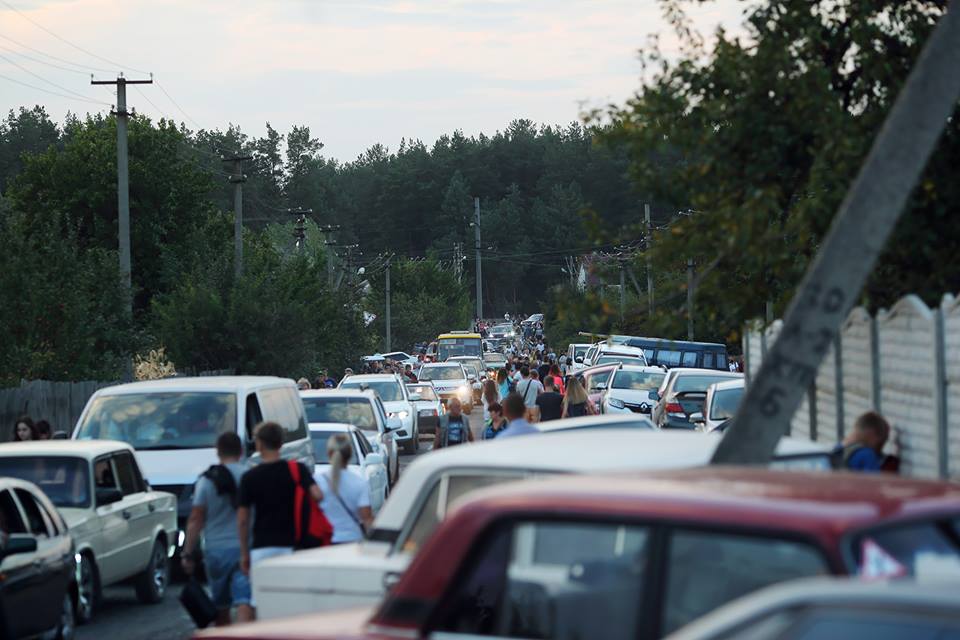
[316,468,371,544]
[516,378,544,408]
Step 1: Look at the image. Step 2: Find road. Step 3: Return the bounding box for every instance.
[78,404,483,639]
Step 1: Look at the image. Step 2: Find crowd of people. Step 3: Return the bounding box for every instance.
[10,415,55,441]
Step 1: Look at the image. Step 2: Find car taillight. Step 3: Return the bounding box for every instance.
[665,402,684,414]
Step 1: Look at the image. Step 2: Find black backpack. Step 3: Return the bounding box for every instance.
[201,464,238,508]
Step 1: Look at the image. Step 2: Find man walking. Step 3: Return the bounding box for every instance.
[498,393,539,439]
[536,376,564,422]
[515,366,544,423]
[238,423,322,590]
[182,433,253,625]
[436,397,473,448]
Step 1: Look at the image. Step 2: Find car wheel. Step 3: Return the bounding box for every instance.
[56,590,76,640]
[134,538,169,604]
[75,552,98,624]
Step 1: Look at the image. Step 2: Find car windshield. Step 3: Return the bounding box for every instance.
[409,386,438,401]
[438,338,482,360]
[460,363,481,378]
[309,431,359,465]
[302,397,378,430]
[420,366,464,381]
[574,347,589,358]
[674,375,737,393]
[483,354,506,364]
[710,387,744,420]
[75,392,236,450]
[612,370,665,390]
[853,518,960,579]
[340,380,403,402]
[0,456,90,508]
[597,356,646,366]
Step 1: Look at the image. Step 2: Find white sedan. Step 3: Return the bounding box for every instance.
[308,423,389,514]
[601,365,667,416]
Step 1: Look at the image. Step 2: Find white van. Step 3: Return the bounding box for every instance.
[72,376,314,530]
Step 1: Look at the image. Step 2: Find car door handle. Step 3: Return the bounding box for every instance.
[148,503,156,513]
[122,510,132,520]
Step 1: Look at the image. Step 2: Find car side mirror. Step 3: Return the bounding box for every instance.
[95,487,124,507]
[409,394,422,402]
[648,390,660,401]
[386,417,402,432]
[52,431,69,440]
[690,412,705,424]
[0,536,37,560]
[364,452,384,467]
[575,357,584,364]
[468,375,477,382]
[595,382,607,391]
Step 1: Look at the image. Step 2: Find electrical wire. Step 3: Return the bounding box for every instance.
[0,43,89,75]
[0,31,115,73]
[0,0,150,75]
[0,69,107,105]
[155,81,203,130]
[0,50,110,104]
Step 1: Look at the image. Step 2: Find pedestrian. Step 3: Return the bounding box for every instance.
[238,422,323,585]
[483,402,507,439]
[515,366,544,423]
[497,393,540,439]
[549,364,565,394]
[562,377,597,418]
[316,434,373,544]
[537,359,551,382]
[481,379,499,422]
[536,376,564,422]
[435,397,473,448]
[496,368,511,400]
[343,367,354,379]
[181,432,253,626]
[403,364,418,383]
[34,420,52,440]
[297,378,311,391]
[12,416,37,442]
[835,411,894,473]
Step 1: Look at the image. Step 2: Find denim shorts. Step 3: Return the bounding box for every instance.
[204,547,251,608]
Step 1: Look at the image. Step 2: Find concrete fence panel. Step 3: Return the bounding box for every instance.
[943,294,960,479]
[841,308,876,436]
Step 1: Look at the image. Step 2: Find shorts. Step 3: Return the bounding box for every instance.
[204,547,251,608]
[249,547,294,607]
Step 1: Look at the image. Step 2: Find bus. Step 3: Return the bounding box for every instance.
[436,332,483,361]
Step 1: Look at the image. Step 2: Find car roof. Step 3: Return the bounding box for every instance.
[420,362,463,367]
[670,368,742,377]
[373,430,830,532]
[711,378,745,392]
[307,422,355,433]
[340,374,401,382]
[614,365,666,374]
[454,467,960,538]
[666,577,960,640]
[0,439,134,459]
[535,414,656,432]
[300,389,378,401]
[90,376,293,395]
[597,344,646,355]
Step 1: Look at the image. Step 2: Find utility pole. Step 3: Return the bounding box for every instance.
[687,258,695,340]
[91,74,153,321]
[318,224,341,287]
[222,154,252,278]
[644,203,654,316]
[385,256,392,352]
[619,259,626,326]
[473,197,483,320]
[288,208,312,252]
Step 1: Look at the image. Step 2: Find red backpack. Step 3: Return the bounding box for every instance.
[287,460,333,549]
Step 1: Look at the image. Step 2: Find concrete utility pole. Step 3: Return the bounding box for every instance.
[687,258,695,340]
[385,257,392,352]
[288,208,312,252]
[222,154,252,278]
[712,5,960,466]
[474,197,483,320]
[318,224,341,287]
[619,260,626,326]
[91,74,153,319]
[645,203,654,315]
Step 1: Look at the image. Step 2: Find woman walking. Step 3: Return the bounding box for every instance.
[12,416,38,442]
[562,377,597,418]
[549,364,565,395]
[316,434,374,544]
[481,379,500,422]
[496,368,511,400]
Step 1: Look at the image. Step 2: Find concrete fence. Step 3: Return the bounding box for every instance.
[744,293,959,479]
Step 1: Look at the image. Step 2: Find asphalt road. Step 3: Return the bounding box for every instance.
[77,404,482,639]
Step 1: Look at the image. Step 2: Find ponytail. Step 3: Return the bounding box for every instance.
[326,433,353,495]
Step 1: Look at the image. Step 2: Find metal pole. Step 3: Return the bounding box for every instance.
[474,197,482,320]
[712,7,960,466]
[385,258,392,352]
[645,204,654,315]
[687,257,695,340]
[619,262,625,326]
[116,78,131,312]
[223,155,251,279]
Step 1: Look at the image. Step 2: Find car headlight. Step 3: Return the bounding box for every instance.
[389,410,409,419]
[608,397,625,409]
[459,386,472,397]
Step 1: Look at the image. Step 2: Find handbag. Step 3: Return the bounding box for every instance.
[179,577,218,628]
[326,473,367,536]
[288,461,333,549]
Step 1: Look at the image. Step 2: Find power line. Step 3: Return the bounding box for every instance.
[0,42,90,75]
[0,0,150,75]
[0,31,115,73]
[0,50,110,104]
[155,81,203,130]
[0,69,107,105]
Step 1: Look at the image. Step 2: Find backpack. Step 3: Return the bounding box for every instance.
[287,461,333,549]
[445,417,467,446]
[201,464,238,508]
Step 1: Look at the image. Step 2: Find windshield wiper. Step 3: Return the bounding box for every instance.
[135,445,209,451]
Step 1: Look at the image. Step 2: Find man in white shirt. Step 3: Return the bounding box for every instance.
[515,366,544,422]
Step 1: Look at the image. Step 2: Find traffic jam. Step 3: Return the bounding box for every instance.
[1,314,959,640]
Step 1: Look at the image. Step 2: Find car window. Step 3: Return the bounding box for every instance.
[409,386,438,401]
[113,451,145,495]
[710,387,744,421]
[259,388,307,442]
[583,369,614,393]
[658,350,682,367]
[341,380,403,402]
[681,352,698,367]
[434,520,649,639]
[662,529,828,634]
[35,498,62,536]
[0,489,27,535]
[612,370,665,390]
[419,366,465,381]
[0,456,91,508]
[674,374,737,393]
[354,432,371,457]
[402,473,524,554]
[309,431,360,465]
[852,519,960,580]
[597,356,646,366]
[75,391,237,450]
[94,457,119,490]
[703,353,715,369]
[245,393,264,440]
[14,488,50,538]
[303,397,379,430]
[779,607,960,640]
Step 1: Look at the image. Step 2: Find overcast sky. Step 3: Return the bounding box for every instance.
[1,0,743,161]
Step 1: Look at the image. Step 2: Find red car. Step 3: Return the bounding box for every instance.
[198,468,960,640]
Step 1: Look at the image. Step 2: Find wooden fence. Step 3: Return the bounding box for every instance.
[0,370,234,442]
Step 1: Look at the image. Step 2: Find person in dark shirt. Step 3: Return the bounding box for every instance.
[834,411,891,472]
[237,422,322,604]
[536,376,564,421]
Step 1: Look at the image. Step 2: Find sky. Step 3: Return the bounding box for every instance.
[0,0,744,161]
